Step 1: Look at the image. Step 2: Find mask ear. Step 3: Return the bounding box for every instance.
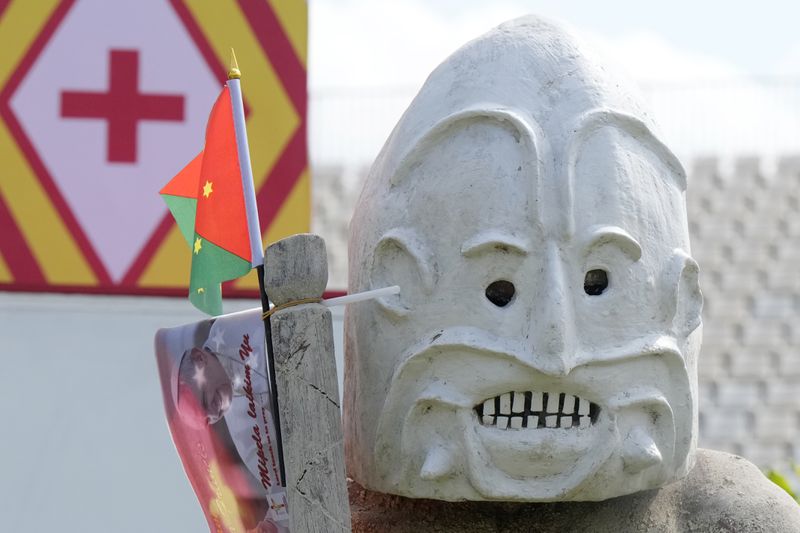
[369,228,436,318]
[662,250,703,337]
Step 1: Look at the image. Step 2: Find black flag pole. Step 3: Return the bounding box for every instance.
[256,263,287,487]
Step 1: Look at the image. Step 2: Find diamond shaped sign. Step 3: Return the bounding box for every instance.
[0,0,309,295]
[10,0,220,282]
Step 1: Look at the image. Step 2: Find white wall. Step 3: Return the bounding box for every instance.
[0,292,345,533]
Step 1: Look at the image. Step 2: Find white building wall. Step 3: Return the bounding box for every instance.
[689,156,800,467]
[0,292,344,533]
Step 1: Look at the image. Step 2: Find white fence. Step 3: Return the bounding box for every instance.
[309,78,800,166]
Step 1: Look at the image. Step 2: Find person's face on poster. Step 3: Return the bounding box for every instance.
[178,347,234,428]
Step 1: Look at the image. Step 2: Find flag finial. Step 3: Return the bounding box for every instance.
[228,48,241,80]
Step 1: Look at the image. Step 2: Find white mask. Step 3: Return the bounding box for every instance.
[345,15,703,502]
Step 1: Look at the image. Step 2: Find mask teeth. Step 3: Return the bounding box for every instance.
[475,391,600,430]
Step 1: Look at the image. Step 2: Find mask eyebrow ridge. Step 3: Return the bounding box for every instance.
[461,230,531,257]
[580,225,642,262]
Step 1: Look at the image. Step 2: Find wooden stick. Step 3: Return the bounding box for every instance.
[264,234,352,532]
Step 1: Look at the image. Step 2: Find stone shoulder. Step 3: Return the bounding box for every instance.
[675,449,800,532]
[348,449,800,532]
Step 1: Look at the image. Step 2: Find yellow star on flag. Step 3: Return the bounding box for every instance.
[202,180,213,198]
[197,287,205,294]
[194,237,202,254]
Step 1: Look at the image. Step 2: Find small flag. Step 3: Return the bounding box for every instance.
[161,83,260,315]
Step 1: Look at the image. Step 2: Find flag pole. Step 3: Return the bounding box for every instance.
[226,49,287,487]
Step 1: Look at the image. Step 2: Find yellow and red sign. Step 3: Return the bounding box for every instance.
[0,0,309,297]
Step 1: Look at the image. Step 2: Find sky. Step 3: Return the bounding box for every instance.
[306,0,800,165]
[309,0,800,87]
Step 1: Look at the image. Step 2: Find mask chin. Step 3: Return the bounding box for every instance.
[367,333,692,502]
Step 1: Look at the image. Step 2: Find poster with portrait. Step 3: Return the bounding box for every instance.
[155,308,289,533]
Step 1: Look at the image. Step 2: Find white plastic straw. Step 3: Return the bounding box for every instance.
[322,285,400,307]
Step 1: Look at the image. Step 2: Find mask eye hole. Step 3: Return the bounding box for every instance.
[584,269,609,295]
[485,280,515,307]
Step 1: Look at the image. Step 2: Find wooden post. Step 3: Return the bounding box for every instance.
[264,234,352,532]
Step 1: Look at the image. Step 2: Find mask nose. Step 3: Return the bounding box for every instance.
[528,243,576,376]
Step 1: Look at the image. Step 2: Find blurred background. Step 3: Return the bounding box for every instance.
[1,0,799,530]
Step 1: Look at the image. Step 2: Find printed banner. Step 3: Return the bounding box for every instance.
[155,308,289,532]
[0,0,309,297]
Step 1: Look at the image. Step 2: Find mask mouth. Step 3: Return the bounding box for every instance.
[475,391,600,430]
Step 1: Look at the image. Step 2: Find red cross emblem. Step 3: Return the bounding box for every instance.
[60,49,185,163]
